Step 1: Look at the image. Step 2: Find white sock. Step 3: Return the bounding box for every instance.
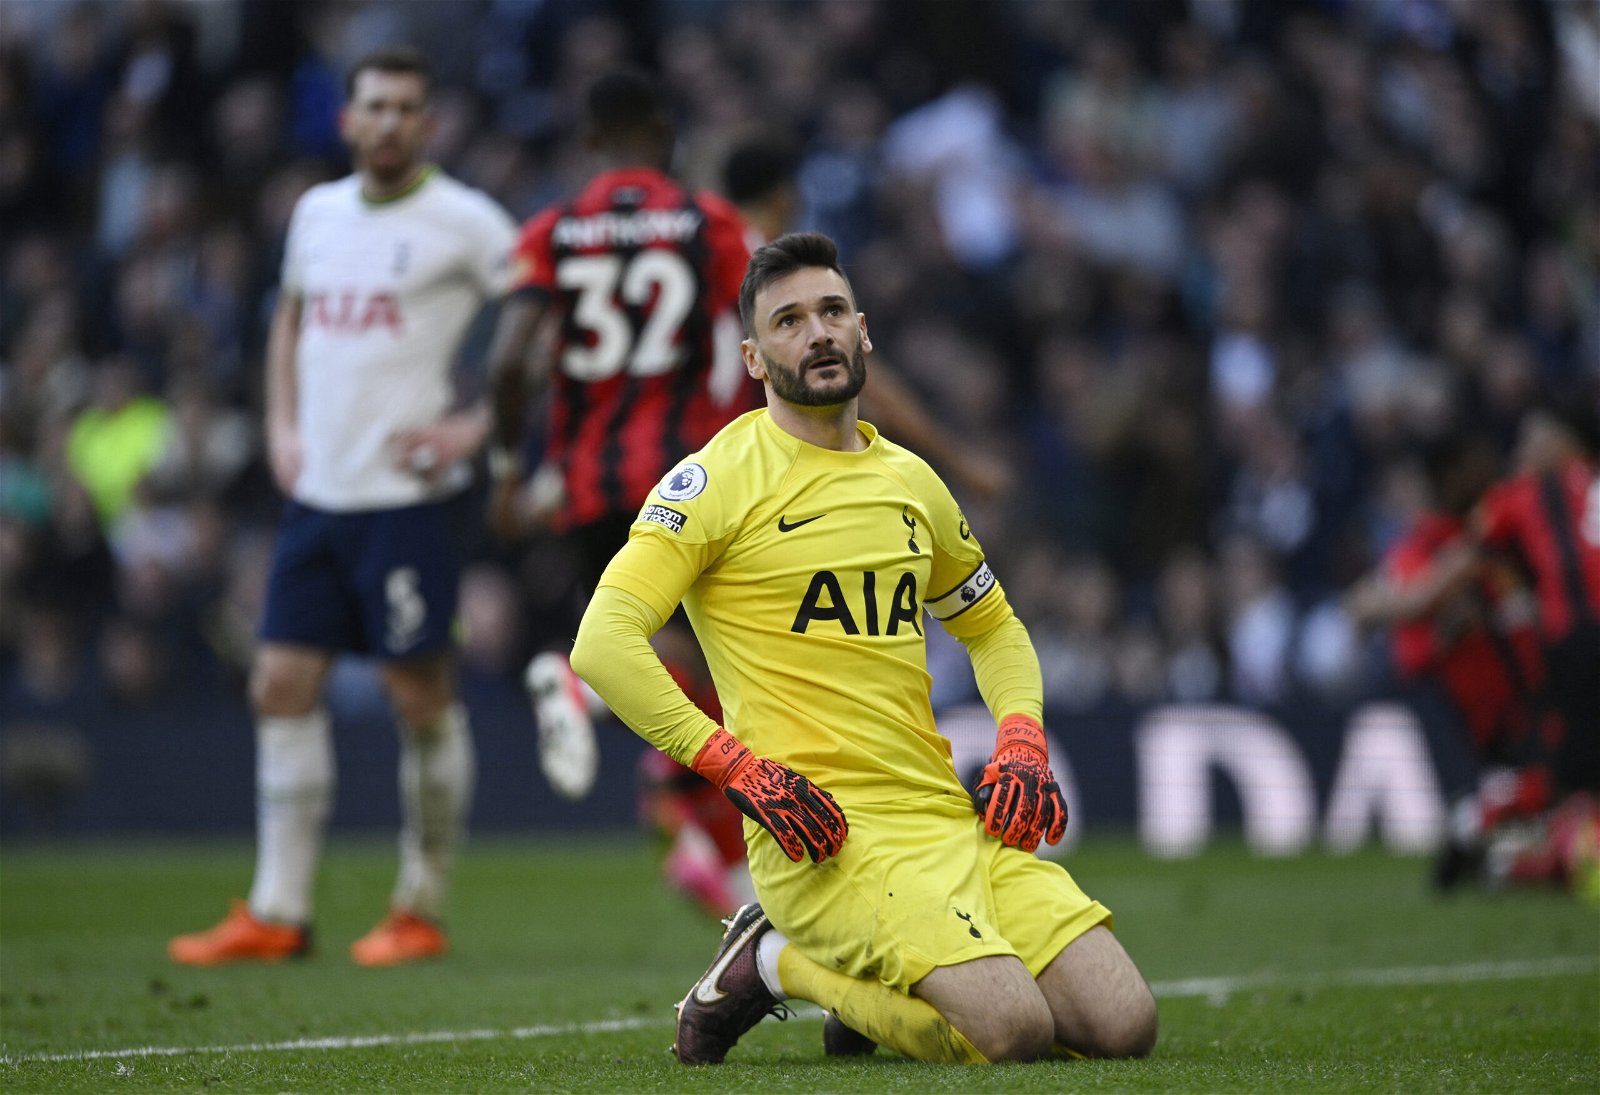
[393,702,475,920]
[248,710,334,925]
[756,928,790,1001]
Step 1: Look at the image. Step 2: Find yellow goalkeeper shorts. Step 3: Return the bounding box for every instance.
[748,792,1112,993]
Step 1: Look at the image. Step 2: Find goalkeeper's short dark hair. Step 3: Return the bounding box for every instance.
[739,232,853,337]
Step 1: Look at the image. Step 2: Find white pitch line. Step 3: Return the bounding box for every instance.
[1148,954,1599,999]
[5,955,1595,1066]
[1,1017,671,1066]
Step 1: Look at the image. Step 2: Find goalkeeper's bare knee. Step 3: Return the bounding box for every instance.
[913,955,1054,1062]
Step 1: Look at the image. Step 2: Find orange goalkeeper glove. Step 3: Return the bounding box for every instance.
[691,728,847,863]
[974,714,1068,852]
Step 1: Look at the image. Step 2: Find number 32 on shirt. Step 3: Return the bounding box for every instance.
[557,250,695,380]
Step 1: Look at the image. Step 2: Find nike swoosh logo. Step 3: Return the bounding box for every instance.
[777,513,826,533]
[692,919,766,1004]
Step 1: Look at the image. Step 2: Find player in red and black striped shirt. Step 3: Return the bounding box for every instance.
[489,71,754,566]
[1472,407,1600,795]
[1365,439,1550,758]
[486,67,754,917]
[1348,434,1557,887]
[1367,404,1600,891]
[1374,406,1599,790]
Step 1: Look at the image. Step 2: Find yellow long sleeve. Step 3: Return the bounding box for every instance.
[953,600,1044,724]
[569,583,720,766]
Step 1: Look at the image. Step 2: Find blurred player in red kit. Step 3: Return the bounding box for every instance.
[1349,434,1556,888]
[486,66,753,917]
[1467,405,1600,893]
[1358,402,1600,894]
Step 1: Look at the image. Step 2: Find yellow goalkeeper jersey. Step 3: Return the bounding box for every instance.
[599,408,1036,806]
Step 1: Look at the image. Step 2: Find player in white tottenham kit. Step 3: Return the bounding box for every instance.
[169,47,517,967]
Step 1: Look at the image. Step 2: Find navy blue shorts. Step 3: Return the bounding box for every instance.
[259,497,464,660]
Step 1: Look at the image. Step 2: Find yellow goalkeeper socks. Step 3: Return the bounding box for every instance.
[775,943,988,1064]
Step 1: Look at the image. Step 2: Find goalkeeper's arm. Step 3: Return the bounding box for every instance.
[959,610,1043,725]
[570,581,848,862]
[947,583,1067,850]
[569,583,718,764]
[945,582,1044,725]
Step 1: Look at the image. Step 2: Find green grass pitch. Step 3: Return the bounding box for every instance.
[2,834,1596,1092]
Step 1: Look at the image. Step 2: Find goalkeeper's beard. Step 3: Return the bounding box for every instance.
[759,339,868,408]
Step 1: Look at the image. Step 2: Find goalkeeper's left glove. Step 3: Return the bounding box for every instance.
[974,714,1068,852]
[691,727,848,863]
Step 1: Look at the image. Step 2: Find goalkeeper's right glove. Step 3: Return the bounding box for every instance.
[691,727,847,863]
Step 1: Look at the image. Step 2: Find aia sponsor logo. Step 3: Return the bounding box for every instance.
[790,569,921,637]
[306,290,403,335]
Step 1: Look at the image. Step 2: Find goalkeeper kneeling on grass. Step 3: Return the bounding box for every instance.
[570,231,1157,1065]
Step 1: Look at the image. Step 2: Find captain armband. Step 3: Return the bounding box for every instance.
[925,561,996,621]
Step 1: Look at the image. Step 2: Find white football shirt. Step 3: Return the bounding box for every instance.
[281,167,516,510]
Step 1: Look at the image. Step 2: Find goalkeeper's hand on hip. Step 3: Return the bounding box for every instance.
[691,727,847,862]
[974,714,1068,853]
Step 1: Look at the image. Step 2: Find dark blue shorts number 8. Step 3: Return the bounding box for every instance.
[259,497,463,660]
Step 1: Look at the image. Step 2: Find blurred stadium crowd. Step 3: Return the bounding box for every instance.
[2,0,1597,810]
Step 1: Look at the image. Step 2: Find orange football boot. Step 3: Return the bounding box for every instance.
[349,908,447,966]
[168,899,310,966]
